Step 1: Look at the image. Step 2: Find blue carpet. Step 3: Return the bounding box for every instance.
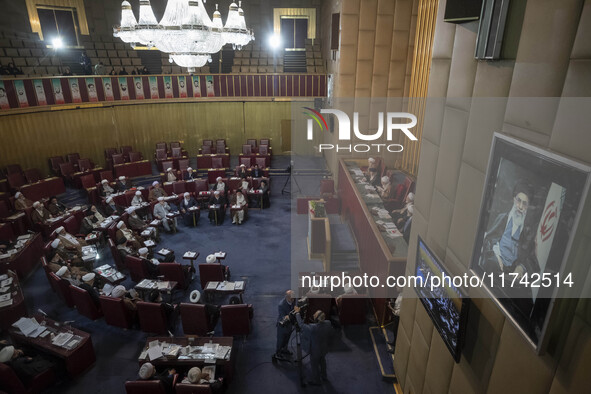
[6,157,395,394]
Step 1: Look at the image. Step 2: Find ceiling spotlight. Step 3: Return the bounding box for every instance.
[268,34,281,49]
[52,37,64,49]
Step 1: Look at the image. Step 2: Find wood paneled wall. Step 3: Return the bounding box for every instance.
[0,101,292,175]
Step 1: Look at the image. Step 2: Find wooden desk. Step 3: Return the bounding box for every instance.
[114,160,152,178]
[139,336,235,380]
[0,270,26,330]
[0,232,43,278]
[20,177,66,201]
[10,315,96,376]
[204,281,245,303]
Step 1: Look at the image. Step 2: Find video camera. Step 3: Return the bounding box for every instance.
[278,297,308,328]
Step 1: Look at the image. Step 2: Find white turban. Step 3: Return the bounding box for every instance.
[407,205,414,215]
[138,247,149,256]
[56,226,65,233]
[158,197,164,202]
[117,221,125,229]
[407,192,415,202]
[152,181,159,187]
[139,362,155,379]
[0,346,15,363]
[56,266,68,277]
[15,192,22,198]
[112,285,126,298]
[101,179,108,184]
[187,367,202,383]
[167,168,172,172]
[82,273,95,282]
[135,191,142,196]
[381,176,390,184]
[119,176,125,181]
[102,283,114,296]
[106,197,113,203]
[214,191,220,196]
[206,254,216,263]
[126,207,136,215]
[368,157,375,163]
[216,177,222,182]
[344,285,355,294]
[240,164,245,167]
[184,192,190,198]
[190,290,201,303]
[187,167,192,172]
[33,201,41,208]
[51,238,60,248]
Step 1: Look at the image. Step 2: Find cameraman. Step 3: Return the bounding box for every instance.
[275,290,295,357]
[294,307,333,386]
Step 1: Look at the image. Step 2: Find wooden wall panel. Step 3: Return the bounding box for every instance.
[0,102,292,175]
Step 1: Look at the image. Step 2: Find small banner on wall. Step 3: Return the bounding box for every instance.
[119,77,129,100]
[33,79,47,106]
[0,81,10,109]
[164,76,173,99]
[134,77,144,100]
[14,80,29,108]
[52,79,65,104]
[149,76,159,99]
[86,78,98,102]
[192,75,201,97]
[178,76,187,98]
[206,75,215,97]
[103,77,115,101]
[69,78,82,103]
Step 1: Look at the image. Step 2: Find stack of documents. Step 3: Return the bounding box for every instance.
[12,317,46,338]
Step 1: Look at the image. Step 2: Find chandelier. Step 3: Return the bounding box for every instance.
[114,0,254,71]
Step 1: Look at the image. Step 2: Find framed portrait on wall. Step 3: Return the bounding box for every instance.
[69,78,81,103]
[119,77,129,100]
[86,78,98,102]
[103,78,115,101]
[470,133,590,351]
[134,77,144,100]
[33,79,47,106]
[0,81,10,109]
[178,76,187,98]
[52,79,65,104]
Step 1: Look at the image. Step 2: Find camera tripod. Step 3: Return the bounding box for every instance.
[272,325,307,387]
[281,165,302,195]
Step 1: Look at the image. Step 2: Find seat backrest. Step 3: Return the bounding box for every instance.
[125,379,168,394]
[338,295,368,325]
[320,179,335,195]
[121,145,133,155]
[156,142,167,151]
[112,154,125,165]
[159,263,187,289]
[156,149,167,160]
[198,263,225,289]
[306,295,333,323]
[0,362,28,394]
[67,153,80,163]
[129,152,142,162]
[255,157,266,169]
[81,173,96,189]
[7,172,26,188]
[48,272,75,307]
[136,301,168,334]
[105,148,118,158]
[240,157,251,167]
[63,215,78,235]
[194,179,208,193]
[178,158,189,171]
[78,158,92,172]
[260,138,270,146]
[203,139,213,146]
[125,255,150,282]
[161,160,173,172]
[0,222,15,242]
[216,139,226,145]
[100,295,133,329]
[172,182,186,195]
[246,139,257,147]
[0,200,11,218]
[175,383,213,394]
[215,146,226,154]
[24,168,42,183]
[49,156,64,172]
[170,141,181,149]
[100,170,114,182]
[59,162,75,177]
[171,147,182,158]
[5,164,23,175]
[258,145,268,155]
[211,157,223,169]
[179,303,211,336]
[109,238,126,271]
[220,304,251,337]
[242,144,252,155]
[70,285,103,320]
[201,145,212,154]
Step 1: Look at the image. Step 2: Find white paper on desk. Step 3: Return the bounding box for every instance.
[364,185,375,190]
[202,365,216,381]
[0,286,9,293]
[203,342,219,354]
[234,281,244,290]
[13,317,40,337]
[0,274,7,280]
[1,277,13,287]
[17,234,31,241]
[52,332,73,347]
[219,282,235,291]
[0,254,10,260]
[148,345,163,361]
[0,299,13,308]
[206,282,218,290]
[214,252,225,258]
[144,240,155,247]
[0,293,11,301]
[183,252,196,258]
[385,229,403,238]
[158,249,170,255]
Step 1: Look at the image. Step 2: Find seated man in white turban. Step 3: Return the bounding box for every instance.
[13,192,33,211]
[111,284,142,314]
[148,181,168,202]
[181,366,224,392]
[205,254,230,280]
[391,192,414,229]
[79,273,101,308]
[31,201,52,225]
[185,167,195,181]
[127,207,158,240]
[115,175,132,192]
[0,341,57,383]
[153,197,177,233]
[131,191,151,220]
[55,266,82,286]
[81,205,106,234]
[165,167,177,182]
[208,191,226,225]
[56,226,87,253]
[115,221,143,250]
[131,190,144,207]
[377,176,392,200]
[179,192,199,227]
[231,189,248,225]
[48,239,89,276]
[237,164,248,179]
[104,196,123,216]
[211,177,228,195]
[99,179,115,197]
[137,362,176,393]
[335,284,359,308]
[116,237,137,260]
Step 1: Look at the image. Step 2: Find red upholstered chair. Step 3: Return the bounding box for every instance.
[100,170,114,182]
[125,379,169,394]
[0,223,15,242]
[201,145,212,154]
[125,255,150,282]
[5,164,23,175]
[161,160,173,174]
[246,138,257,148]
[49,156,64,175]
[258,145,268,155]
[172,182,186,195]
[7,172,26,189]
[240,157,251,167]
[306,295,333,323]
[384,176,415,211]
[211,157,223,169]
[107,221,118,242]
[105,148,118,158]
[170,141,181,149]
[320,179,335,196]
[121,145,133,159]
[215,145,226,154]
[260,138,270,146]
[175,383,214,394]
[0,200,11,218]
[109,239,126,271]
[0,361,56,394]
[171,147,182,158]
[216,139,226,145]
[24,168,42,183]
[112,154,125,165]
[48,272,75,308]
[203,139,213,146]
[63,215,79,235]
[80,174,96,189]
[159,263,189,289]
[337,295,368,325]
[100,295,134,329]
[70,285,103,320]
[67,152,80,163]
[78,158,93,172]
[178,158,189,172]
[129,152,142,162]
[198,263,225,289]
[255,158,266,169]
[194,179,208,193]
[180,303,215,336]
[156,142,167,152]
[220,304,252,337]
[136,301,169,334]
[242,144,252,155]
[156,149,168,162]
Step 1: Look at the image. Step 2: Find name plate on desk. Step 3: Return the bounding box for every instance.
[200,191,211,196]
[144,240,156,247]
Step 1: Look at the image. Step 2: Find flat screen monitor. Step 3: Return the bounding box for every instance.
[444,0,483,23]
[414,236,469,362]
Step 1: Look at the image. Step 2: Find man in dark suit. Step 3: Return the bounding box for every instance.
[79,273,101,308]
[251,163,264,178]
[115,176,132,192]
[179,192,199,226]
[104,197,122,216]
[208,191,226,225]
[237,164,248,179]
[275,290,295,357]
[295,308,334,385]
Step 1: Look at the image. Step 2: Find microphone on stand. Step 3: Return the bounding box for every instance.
[37,308,48,316]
